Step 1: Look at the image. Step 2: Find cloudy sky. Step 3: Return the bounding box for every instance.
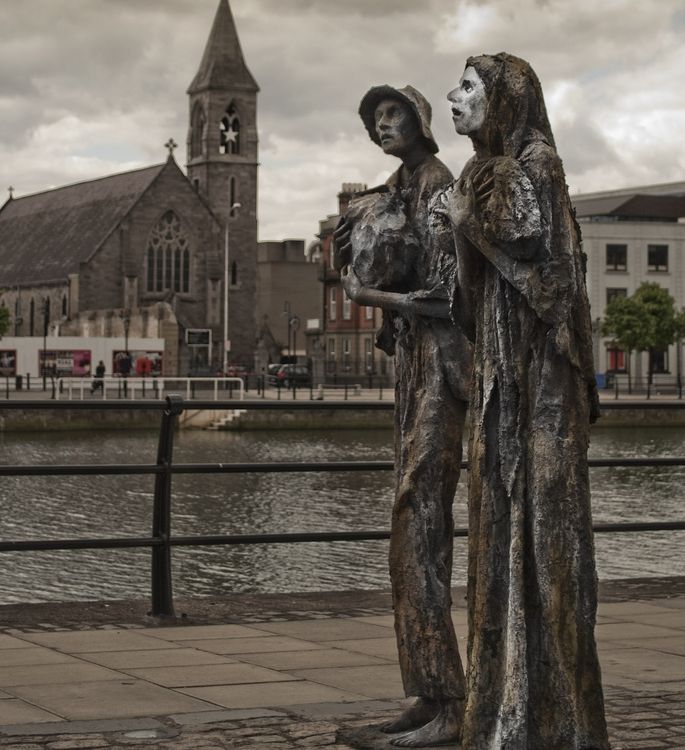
[1,0,684,245]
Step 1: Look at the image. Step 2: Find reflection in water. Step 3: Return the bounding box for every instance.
[0,425,683,604]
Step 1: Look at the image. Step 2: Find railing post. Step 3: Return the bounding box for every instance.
[150,393,183,618]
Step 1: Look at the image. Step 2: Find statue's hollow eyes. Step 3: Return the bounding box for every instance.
[462,80,473,92]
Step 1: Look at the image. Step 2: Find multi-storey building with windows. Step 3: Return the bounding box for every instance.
[312,184,393,383]
[573,181,685,382]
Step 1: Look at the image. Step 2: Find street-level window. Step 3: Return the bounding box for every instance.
[342,295,351,320]
[343,337,351,371]
[364,338,373,372]
[365,305,373,320]
[329,287,337,320]
[651,349,669,373]
[327,338,335,360]
[647,244,668,272]
[606,287,628,305]
[607,347,626,372]
[606,244,627,271]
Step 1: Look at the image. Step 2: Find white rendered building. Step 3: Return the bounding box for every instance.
[572,181,685,386]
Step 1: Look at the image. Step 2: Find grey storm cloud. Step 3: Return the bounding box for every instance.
[1,0,684,242]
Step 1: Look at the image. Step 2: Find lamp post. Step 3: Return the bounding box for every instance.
[121,309,131,354]
[283,300,291,363]
[223,202,241,375]
[42,297,50,391]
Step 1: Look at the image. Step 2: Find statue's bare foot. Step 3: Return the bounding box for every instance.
[379,697,438,734]
[390,702,462,747]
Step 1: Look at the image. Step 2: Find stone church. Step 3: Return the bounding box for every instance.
[0,0,258,375]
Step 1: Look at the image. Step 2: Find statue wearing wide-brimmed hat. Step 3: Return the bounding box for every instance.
[336,84,472,748]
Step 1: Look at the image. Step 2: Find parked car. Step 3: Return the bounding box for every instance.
[268,364,311,388]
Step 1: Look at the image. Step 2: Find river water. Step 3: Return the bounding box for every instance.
[0,426,683,605]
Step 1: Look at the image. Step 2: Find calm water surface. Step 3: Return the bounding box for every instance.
[0,425,683,604]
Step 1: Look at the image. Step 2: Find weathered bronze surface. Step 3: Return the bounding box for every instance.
[439,53,610,748]
[338,85,472,747]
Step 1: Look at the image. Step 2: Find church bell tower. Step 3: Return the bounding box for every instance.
[187,0,259,367]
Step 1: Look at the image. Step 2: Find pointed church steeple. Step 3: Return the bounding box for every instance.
[188,0,258,94]
[186,0,259,378]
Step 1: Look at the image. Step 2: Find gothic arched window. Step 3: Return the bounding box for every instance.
[29,298,35,336]
[61,295,68,317]
[220,103,240,154]
[231,261,238,286]
[190,103,206,159]
[146,211,191,293]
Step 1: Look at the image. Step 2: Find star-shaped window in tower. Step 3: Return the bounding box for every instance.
[220,105,241,154]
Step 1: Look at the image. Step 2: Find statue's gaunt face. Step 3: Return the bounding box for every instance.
[374,98,421,156]
[447,66,486,136]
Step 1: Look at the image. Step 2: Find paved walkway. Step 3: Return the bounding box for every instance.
[0,584,683,749]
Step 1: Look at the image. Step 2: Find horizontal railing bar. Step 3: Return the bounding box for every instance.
[4,399,685,412]
[0,537,162,552]
[593,521,685,533]
[2,457,685,477]
[3,521,683,554]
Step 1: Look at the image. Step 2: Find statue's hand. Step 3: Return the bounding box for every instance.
[341,264,363,302]
[333,219,352,271]
[436,181,474,228]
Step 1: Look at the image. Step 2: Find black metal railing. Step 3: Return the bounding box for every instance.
[1,397,684,618]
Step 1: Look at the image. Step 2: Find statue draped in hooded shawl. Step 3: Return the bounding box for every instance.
[437,53,610,749]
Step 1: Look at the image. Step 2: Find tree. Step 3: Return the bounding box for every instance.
[0,305,9,337]
[633,283,678,384]
[602,295,650,392]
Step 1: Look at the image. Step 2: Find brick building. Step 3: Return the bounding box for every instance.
[312,184,393,383]
[0,0,258,375]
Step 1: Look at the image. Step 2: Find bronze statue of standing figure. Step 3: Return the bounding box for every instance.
[438,53,610,749]
[336,85,472,747]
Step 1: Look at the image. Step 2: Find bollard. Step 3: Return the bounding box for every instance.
[344,383,348,401]
[5,376,8,400]
[150,394,183,618]
[614,378,619,400]
[379,382,383,400]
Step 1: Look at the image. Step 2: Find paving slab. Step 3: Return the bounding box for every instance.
[599,648,685,683]
[326,638,399,661]
[0,701,63,727]
[240,648,393,671]
[595,621,683,641]
[0,650,79,668]
[0,636,33,650]
[121,662,295,688]
[75,648,234,670]
[142,624,269,641]
[180,635,325,655]
[18,631,180,654]
[0,718,165,737]
[627,611,685,629]
[168,708,285,725]
[251,620,393,642]
[179,680,369,709]
[597,601,679,617]
[0,664,121,689]
[290,666,404,700]
[617,636,685,657]
[8,680,217,721]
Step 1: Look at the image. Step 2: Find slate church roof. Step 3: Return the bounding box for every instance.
[0,163,165,287]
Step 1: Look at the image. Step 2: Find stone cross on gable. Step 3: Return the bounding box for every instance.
[165,138,178,156]
[8,186,14,199]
